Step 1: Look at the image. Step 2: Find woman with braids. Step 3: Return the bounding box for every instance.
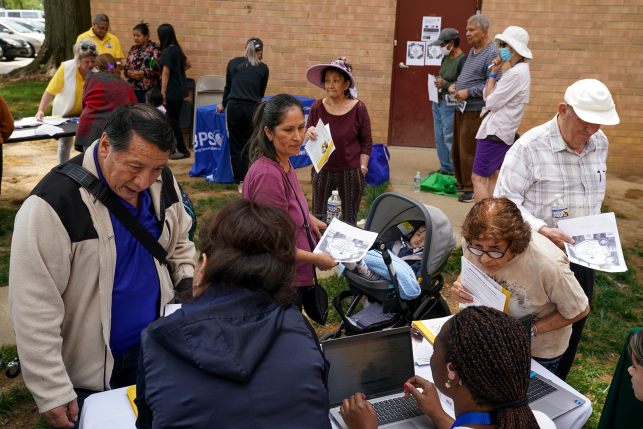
[450,197,590,374]
[242,94,337,309]
[629,329,643,401]
[341,306,555,429]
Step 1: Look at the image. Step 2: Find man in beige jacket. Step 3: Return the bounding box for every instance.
[9,104,196,429]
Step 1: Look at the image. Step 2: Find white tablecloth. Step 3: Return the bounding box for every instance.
[80,362,591,429]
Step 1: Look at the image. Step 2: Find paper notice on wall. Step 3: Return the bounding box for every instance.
[406,41,426,66]
[558,213,627,273]
[425,43,444,66]
[305,119,335,173]
[421,16,441,43]
[428,74,438,103]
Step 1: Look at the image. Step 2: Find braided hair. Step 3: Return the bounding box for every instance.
[442,307,538,429]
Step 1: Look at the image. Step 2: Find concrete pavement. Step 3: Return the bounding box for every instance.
[0,57,33,74]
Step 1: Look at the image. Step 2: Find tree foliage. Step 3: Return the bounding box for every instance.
[0,0,43,9]
[6,0,90,78]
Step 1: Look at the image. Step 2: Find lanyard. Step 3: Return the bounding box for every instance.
[450,412,492,429]
[512,59,524,68]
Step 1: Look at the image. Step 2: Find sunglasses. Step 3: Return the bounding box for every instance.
[80,44,98,52]
[499,42,508,48]
[467,241,511,259]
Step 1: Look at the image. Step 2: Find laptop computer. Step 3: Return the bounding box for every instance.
[528,373,585,418]
[324,327,436,429]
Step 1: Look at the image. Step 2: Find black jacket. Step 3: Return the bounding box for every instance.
[135,287,330,428]
[222,56,269,107]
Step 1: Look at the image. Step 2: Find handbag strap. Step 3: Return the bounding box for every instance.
[281,168,319,286]
[53,163,169,266]
[230,59,249,81]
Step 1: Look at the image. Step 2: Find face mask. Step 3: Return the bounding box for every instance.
[440,43,453,56]
[499,47,514,62]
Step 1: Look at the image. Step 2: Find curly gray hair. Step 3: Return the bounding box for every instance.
[74,38,98,63]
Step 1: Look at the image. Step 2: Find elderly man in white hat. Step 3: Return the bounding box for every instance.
[472,26,532,202]
[494,78,619,381]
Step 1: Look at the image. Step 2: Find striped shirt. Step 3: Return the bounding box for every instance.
[476,62,530,145]
[494,115,608,232]
[455,42,501,112]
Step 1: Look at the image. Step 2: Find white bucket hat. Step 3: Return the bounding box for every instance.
[564,79,620,125]
[494,26,532,60]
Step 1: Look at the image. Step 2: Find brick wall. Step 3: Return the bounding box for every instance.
[483,0,643,171]
[88,0,397,144]
[89,0,642,170]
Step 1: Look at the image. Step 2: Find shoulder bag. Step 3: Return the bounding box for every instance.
[282,170,329,325]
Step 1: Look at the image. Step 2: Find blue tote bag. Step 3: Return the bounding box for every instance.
[190,105,235,183]
[365,144,390,186]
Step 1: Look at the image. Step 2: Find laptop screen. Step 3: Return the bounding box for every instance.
[324,328,415,406]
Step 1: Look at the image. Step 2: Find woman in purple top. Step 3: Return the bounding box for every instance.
[305,57,373,225]
[243,94,337,308]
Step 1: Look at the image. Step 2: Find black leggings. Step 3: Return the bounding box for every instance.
[165,99,188,154]
[227,102,256,183]
[555,263,594,381]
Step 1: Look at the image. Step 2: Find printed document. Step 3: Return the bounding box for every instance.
[314,218,378,262]
[459,257,510,313]
[558,213,627,273]
[305,119,335,173]
[428,75,438,103]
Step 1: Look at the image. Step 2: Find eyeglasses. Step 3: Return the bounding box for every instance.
[467,241,511,259]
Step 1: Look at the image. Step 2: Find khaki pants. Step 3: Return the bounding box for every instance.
[452,109,483,192]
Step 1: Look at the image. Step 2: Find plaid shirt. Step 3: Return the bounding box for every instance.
[494,115,608,231]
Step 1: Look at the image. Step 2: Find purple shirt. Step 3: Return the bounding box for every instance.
[243,156,315,286]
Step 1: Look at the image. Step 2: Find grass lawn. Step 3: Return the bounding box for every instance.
[0,81,51,119]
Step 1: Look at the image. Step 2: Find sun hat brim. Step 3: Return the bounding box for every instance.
[494,34,533,60]
[306,64,356,90]
[569,104,620,126]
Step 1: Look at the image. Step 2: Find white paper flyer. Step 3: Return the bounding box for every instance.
[425,44,443,66]
[313,218,378,263]
[305,118,335,173]
[406,41,425,66]
[421,16,441,43]
[558,213,627,273]
[459,257,510,313]
[428,74,438,103]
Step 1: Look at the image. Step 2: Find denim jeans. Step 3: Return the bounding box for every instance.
[432,99,456,175]
[533,354,563,375]
[50,344,141,429]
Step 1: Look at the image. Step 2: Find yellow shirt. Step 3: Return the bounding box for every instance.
[45,63,84,116]
[76,28,124,59]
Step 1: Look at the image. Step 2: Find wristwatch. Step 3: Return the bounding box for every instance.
[531,323,538,337]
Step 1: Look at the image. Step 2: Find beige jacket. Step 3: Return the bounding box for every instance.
[9,143,196,413]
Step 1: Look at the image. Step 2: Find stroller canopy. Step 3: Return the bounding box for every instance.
[365,193,456,279]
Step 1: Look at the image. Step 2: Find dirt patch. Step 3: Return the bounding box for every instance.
[624,189,643,200]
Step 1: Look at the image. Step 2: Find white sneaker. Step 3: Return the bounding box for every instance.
[237,182,243,194]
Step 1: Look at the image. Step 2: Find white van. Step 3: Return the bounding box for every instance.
[0,9,44,21]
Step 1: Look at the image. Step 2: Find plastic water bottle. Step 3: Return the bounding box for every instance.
[551,194,569,227]
[327,190,342,223]
[414,172,421,193]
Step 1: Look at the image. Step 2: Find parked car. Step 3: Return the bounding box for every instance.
[0,19,42,55]
[0,33,31,60]
[0,9,44,21]
[4,18,44,34]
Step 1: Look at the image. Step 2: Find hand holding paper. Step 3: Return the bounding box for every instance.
[428,75,438,103]
[305,119,335,173]
[459,257,510,313]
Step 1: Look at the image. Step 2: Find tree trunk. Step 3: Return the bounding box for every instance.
[6,0,91,78]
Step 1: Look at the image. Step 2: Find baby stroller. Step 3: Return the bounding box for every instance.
[328,192,456,339]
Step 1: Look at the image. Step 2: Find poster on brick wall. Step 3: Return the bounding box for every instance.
[406,41,425,66]
[421,16,441,43]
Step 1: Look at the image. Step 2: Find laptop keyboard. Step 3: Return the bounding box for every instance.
[372,396,424,425]
[527,376,558,403]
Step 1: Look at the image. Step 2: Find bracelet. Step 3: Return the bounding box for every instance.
[531,322,539,337]
[360,165,368,172]
[489,73,498,79]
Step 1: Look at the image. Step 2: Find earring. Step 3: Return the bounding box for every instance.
[445,380,451,389]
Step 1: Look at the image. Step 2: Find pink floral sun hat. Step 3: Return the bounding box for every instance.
[306,57,357,99]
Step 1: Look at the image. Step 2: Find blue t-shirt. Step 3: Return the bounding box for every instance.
[94,145,162,357]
